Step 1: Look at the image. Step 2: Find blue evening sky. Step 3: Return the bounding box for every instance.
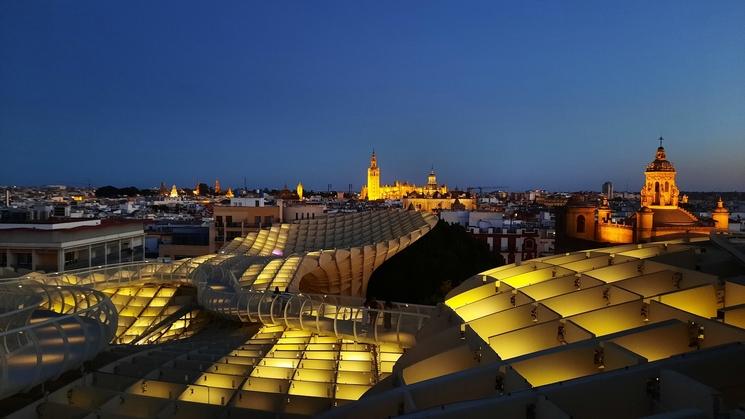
[1,1,744,192]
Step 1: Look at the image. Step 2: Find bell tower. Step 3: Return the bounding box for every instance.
[640,137,679,208]
[366,151,381,200]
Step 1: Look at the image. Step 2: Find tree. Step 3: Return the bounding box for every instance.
[197,183,210,196]
[367,220,504,305]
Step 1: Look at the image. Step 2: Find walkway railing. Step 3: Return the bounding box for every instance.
[40,261,434,346]
[0,256,434,400]
[0,284,117,399]
[199,287,433,347]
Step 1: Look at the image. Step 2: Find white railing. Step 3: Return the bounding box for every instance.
[0,254,436,400]
[199,287,433,347]
[0,284,117,399]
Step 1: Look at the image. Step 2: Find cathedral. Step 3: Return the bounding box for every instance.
[360,151,449,200]
[564,139,729,244]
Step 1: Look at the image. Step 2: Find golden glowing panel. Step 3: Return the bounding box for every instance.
[455,292,533,323]
[657,285,718,318]
[610,322,692,361]
[102,284,197,345]
[540,286,639,318]
[468,304,560,341]
[445,282,497,310]
[584,261,666,284]
[510,345,635,387]
[500,267,574,289]
[519,275,603,301]
[567,301,646,337]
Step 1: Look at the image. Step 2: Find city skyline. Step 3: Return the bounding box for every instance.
[2,143,742,194]
[2,1,744,191]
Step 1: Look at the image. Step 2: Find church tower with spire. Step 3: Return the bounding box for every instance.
[640,137,680,208]
[366,151,381,200]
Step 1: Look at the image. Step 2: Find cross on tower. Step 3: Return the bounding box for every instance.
[659,136,664,148]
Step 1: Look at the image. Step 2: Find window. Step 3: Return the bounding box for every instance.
[106,241,120,264]
[121,239,132,263]
[64,246,90,270]
[14,252,32,270]
[654,182,661,204]
[577,215,586,233]
[91,244,106,266]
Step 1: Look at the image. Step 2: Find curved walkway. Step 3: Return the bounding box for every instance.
[0,210,439,400]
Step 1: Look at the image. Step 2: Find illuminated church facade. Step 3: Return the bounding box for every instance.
[565,139,729,244]
[360,151,449,201]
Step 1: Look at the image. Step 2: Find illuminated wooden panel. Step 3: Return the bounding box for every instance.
[539,252,592,265]
[520,275,603,301]
[725,279,745,307]
[615,244,691,259]
[298,359,336,370]
[178,384,234,405]
[445,282,498,310]
[402,345,479,385]
[125,379,186,399]
[336,370,373,385]
[560,254,636,273]
[242,376,290,394]
[288,381,333,398]
[584,261,667,283]
[339,351,372,361]
[487,262,553,282]
[468,303,560,341]
[335,383,370,400]
[193,372,243,389]
[724,307,745,328]
[500,267,575,289]
[510,343,639,387]
[303,351,337,360]
[455,291,533,322]
[657,285,718,318]
[488,320,592,360]
[260,358,300,369]
[338,360,372,372]
[609,321,692,361]
[233,390,283,412]
[293,368,335,383]
[568,301,647,337]
[540,285,639,318]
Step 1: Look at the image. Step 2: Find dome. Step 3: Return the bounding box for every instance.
[645,146,676,172]
[713,197,729,213]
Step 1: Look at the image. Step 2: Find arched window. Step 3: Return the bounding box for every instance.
[665,181,669,192]
[577,215,586,233]
[654,182,661,205]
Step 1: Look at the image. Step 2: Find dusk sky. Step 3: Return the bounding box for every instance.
[1,1,744,192]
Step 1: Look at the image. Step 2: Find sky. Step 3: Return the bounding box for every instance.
[1,1,744,192]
